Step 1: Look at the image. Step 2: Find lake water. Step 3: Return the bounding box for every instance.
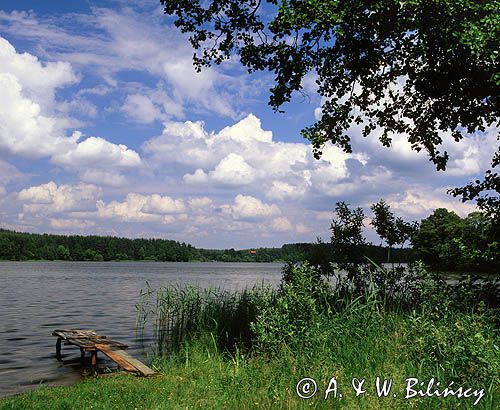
[0,261,284,397]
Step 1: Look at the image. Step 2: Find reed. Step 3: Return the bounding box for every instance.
[135,282,274,355]
[2,264,498,409]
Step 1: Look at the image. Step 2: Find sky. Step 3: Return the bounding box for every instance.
[0,0,496,249]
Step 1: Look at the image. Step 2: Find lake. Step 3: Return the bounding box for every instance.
[0,261,284,397]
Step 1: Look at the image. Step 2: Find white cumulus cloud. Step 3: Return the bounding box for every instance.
[50,218,96,230]
[18,181,101,213]
[222,194,280,220]
[387,188,477,219]
[0,36,142,185]
[96,193,185,222]
[144,114,369,201]
[51,136,141,168]
[270,217,293,232]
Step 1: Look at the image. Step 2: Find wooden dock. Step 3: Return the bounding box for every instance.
[52,329,155,376]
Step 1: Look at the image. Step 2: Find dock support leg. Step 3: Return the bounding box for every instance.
[55,337,62,360]
[80,347,85,359]
[90,350,97,374]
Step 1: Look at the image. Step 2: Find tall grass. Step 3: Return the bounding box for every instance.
[2,262,498,409]
[132,262,499,408]
[136,282,274,355]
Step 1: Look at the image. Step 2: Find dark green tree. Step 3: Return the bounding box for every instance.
[370,199,418,263]
[411,208,464,270]
[456,211,499,269]
[56,245,71,261]
[329,202,366,284]
[161,0,499,211]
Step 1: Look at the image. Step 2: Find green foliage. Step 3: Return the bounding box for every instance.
[370,199,418,263]
[3,315,498,409]
[0,229,415,263]
[3,261,499,409]
[162,0,500,210]
[251,263,329,353]
[329,201,366,274]
[0,229,289,262]
[412,208,499,271]
[405,308,499,387]
[325,200,418,291]
[370,199,418,248]
[55,245,70,260]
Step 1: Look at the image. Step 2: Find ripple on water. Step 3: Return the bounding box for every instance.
[0,261,283,397]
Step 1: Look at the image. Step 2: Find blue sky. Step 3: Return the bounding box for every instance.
[0,0,496,248]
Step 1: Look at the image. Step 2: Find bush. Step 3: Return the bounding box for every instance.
[405,308,499,387]
[251,263,331,354]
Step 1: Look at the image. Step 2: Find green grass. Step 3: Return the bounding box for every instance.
[2,311,497,409]
[2,263,498,409]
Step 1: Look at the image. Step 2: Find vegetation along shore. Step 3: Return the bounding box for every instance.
[1,201,498,409]
[1,202,497,273]
[1,261,498,409]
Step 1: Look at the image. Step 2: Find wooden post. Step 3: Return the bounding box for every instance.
[80,347,85,359]
[90,350,97,374]
[56,337,62,360]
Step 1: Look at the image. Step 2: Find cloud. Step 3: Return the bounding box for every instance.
[266,181,308,201]
[0,72,75,157]
[0,36,77,109]
[79,169,129,188]
[315,85,498,181]
[0,160,22,185]
[57,97,98,118]
[144,114,372,202]
[0,7,253,119]
[1,4,495,249]
[184,153,256,187]
[18,181,101,213]
[222,194,280,220]
[50,218,96,230]
[188,197,213,210]
[96,193,185,222]
[270,217,293,232]
[0,36,142,185]
[387,187,477,219]
[121,94,164,124]
[51,136,141,168]
[295,223,311,234]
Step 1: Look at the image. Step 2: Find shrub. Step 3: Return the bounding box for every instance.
[405,308,499,387]
[251,263,331,354]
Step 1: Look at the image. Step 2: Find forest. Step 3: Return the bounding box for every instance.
[0,228,411,263]
[0,206,497,272]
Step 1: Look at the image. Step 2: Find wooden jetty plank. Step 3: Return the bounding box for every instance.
[52,329,153,377]
[90,339,128,348]
[113,353,156,377]
[95,345,137,372]
[53,329,99,338]
[95,344,155,376]
[52,329,127,349]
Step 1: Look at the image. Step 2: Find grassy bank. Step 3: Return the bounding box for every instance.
[1,263,498,409]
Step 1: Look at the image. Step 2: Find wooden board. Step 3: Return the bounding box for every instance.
[53,329,99,339]
[52,329,153,377]
[52,329,127,349]
[95,344,155,377]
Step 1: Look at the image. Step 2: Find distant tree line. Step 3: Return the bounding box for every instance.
[0,229,412,263]
[0,230,196,262]
[1,203,496,272]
